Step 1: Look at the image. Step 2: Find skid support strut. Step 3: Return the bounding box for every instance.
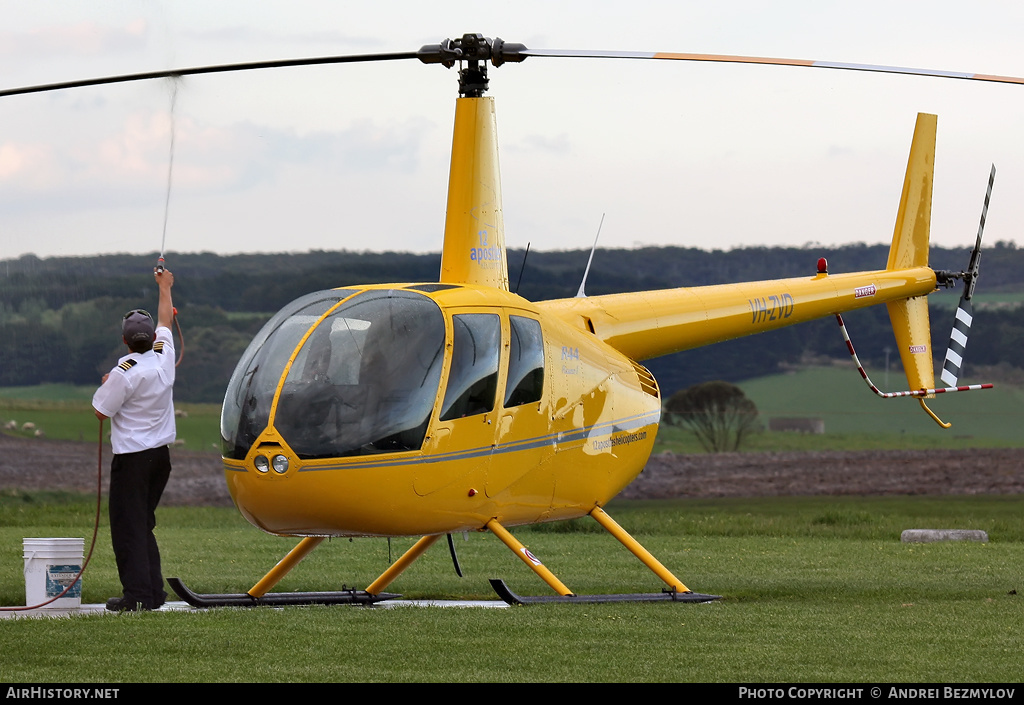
[365,535,441,595]
[487,509,721,605]
[486,518,574,596]
[249,536,324,598]
[589,506,689,592]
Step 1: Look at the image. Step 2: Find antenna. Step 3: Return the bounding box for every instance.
[513,242,531,294]
[576,214,605,298]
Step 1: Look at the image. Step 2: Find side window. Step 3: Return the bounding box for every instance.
[440,313,501,421]
[505,316,544,407]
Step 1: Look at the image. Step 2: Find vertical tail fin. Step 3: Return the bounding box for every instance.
[843,120,994,427]
[885,113,938,397]
[886,113,936,271]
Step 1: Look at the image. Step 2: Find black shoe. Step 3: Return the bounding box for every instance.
[105,596,151,612]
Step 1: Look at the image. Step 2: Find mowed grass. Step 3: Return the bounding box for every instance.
[1,382,1022,682]
[1,492,1021,682]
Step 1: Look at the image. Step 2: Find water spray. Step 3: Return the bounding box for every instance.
[156,77,181,274]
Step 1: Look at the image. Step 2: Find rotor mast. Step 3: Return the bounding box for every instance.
[419,35,528,290]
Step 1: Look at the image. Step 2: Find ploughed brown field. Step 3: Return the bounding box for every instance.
[2,434,1022,507]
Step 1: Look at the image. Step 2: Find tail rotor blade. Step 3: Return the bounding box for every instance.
[940,298,974,387]
[964,164,996,301]
[940,165,995,387]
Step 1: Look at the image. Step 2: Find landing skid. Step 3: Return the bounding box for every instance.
[489,579,721,606]
[484,509,720,604]
[167,577,399,608]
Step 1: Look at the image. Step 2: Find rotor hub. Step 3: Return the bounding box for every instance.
[417,34,528,97]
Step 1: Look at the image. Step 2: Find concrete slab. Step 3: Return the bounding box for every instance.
[375,599,508,609]
[901,529,989,543]
[0,598,507,619]
[0,601,195,619]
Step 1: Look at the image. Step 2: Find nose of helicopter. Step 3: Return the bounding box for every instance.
[221,288,447,461]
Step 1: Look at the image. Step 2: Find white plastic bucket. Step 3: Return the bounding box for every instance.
[23,538,84,609]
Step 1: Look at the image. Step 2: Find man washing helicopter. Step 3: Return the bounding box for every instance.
[92,267,177,612]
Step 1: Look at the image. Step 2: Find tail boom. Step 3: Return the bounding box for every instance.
[539,266,936,362]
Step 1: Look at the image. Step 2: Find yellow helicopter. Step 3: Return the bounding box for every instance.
[4,34,1009,605]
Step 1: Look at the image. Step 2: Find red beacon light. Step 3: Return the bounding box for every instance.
[817,257,828,275]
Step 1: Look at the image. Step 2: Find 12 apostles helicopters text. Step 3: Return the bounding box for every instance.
[4,34,1011,605]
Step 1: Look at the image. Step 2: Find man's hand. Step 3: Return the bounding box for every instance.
[155,267,174,289]
[155,267,175,329]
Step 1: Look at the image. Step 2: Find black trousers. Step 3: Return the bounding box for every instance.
[109,445,172,607]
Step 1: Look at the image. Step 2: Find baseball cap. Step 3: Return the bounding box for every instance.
[122,309,155,344]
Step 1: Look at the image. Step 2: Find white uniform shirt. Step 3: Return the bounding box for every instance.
[92,326,176,455]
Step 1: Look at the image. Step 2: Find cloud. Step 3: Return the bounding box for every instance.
[0,20,148,59]
[511,132,572,155]
[176,26,384,50]
[0,109,437,217]
[0,142,59,186]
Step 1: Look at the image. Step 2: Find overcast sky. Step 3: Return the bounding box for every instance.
[2,1,1023,261]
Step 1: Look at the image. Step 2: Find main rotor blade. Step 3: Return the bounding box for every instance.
[7,37,1024,100]
[0,51,420,98]
[521,48,1024,86]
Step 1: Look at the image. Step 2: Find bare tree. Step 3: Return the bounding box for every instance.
[664,381,760,452]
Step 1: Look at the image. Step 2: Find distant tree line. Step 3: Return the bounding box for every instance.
[2,242,1022,403]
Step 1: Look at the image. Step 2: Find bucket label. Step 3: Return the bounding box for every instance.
[46,564,82,598]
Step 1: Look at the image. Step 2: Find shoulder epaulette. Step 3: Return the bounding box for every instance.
[117,359,138,372]
[153,341,165,354]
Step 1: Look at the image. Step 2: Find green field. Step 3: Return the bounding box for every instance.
[0,385,222,451]
[5,367,1022,456]
[741,365,1024,444]
[654,365,1024,453]
[928,290,1024,310]
[1,492,1022,682]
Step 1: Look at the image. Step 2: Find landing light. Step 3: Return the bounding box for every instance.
[272,455,290,474]
[254,455,270,474]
